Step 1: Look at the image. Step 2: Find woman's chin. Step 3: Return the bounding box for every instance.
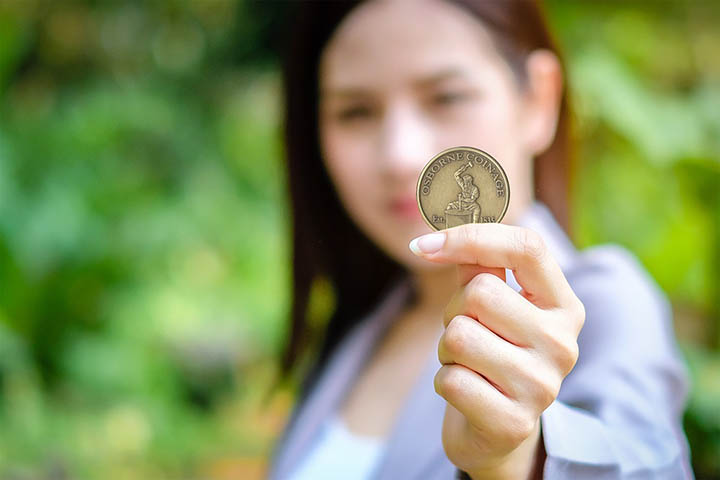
[392,249,453,274]
[365,223,442,271]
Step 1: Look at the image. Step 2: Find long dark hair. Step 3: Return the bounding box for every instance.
[271,0,573,404]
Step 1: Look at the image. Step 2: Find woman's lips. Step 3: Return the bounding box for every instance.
[389,197,423,220]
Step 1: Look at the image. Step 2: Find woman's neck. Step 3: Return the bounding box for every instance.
[408,265,458,319]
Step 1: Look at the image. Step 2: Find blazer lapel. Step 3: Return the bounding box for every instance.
[373,332,451,480]
[268,277,412,480]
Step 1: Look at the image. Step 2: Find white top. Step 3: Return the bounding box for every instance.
[287,412,387,480]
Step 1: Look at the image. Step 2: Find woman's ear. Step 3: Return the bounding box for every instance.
[520,49,564,157]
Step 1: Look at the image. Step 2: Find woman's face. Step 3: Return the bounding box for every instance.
[318,0,561,272]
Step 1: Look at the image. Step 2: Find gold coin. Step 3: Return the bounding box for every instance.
[416,146,510,231]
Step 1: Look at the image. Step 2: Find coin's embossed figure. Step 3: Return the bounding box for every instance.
[416,146,510,231]
[445,161,481,223]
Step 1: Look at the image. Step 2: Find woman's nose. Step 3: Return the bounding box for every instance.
[377,103,433,182]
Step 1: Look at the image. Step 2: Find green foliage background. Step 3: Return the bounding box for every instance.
[0,1,717,479]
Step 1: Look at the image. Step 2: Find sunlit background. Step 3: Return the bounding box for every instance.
[0,1,718,479]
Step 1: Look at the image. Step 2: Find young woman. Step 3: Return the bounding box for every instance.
[267,1,693,478]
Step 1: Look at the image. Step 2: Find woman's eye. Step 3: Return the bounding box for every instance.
[336,106,373,122]
[432,91,471,106]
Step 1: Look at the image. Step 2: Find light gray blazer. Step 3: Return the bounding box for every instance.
[267,202,694,479]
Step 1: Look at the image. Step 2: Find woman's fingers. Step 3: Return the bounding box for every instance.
[438,314,533,401]
[443,273,545,348]
[434,363,535,452]
[444,271,580,376]
[409,223,573,310]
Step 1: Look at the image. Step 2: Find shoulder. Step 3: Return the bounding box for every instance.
[566,244,667,308]
[564,243,676,352]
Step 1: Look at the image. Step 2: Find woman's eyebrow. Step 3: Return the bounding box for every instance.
[320,68,470,100]
[320,86,373,100]
[413,68,469,88]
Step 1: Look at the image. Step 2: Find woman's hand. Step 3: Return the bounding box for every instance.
[409,223,585,479]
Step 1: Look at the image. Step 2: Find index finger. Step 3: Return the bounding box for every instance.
[409,223,571,309]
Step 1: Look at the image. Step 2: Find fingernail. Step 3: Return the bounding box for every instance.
[409,232,446,255]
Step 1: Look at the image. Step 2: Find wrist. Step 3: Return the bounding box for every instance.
[463,419,544,480]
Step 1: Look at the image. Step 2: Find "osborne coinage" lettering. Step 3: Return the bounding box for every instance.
[420,150,505,197]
